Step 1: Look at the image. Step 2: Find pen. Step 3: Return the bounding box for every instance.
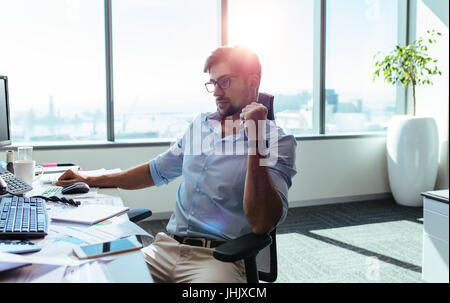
[42,163,77,167]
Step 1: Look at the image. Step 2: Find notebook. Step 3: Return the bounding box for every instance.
[50,204,129,225]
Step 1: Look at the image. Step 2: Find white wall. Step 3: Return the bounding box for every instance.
[415,0,449,190]
[31,136,390,219]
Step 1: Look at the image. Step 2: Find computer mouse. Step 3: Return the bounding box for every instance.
[61,182,90,195]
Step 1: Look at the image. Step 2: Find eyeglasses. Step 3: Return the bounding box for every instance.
[204,75,238,93]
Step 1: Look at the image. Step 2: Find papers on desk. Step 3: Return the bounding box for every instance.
[0,169,153,282]
[0,249,113,282]
[0,251,82,268]
[42,165,80,175]
[78,168,121,177]
[50,204,129,225]
[40,168,121,185]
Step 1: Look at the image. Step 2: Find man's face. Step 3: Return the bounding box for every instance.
[208,62,252,118]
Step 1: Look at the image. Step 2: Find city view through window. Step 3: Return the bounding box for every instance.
[9,88,396,142]
[1,0,398,144]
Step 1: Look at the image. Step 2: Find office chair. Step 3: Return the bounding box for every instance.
[128,208,153,223]
[129,92,279,283]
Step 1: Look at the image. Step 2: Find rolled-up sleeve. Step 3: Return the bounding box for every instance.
[149,136,185,187]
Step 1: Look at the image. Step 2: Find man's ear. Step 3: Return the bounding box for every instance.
[247,74,260,90]
[247,74,260,102]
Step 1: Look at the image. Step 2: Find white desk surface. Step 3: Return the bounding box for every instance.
[422,189,449,204]
[0,181,153,283]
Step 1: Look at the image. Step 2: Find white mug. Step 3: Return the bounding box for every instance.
[17,146,33,161]
[13,160,44,185]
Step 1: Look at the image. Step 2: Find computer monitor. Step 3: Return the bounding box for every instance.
[0,76,12,147]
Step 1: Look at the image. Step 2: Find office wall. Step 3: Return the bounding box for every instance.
[32,136,390,219]
[415,0,449,190]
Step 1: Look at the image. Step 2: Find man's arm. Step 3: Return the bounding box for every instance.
[241,102,283,235]
[55,163,154,190]
[243,153,282,235]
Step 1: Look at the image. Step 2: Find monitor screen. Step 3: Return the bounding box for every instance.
[0,76,11,147]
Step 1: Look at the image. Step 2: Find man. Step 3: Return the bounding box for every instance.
[56,45,297,282]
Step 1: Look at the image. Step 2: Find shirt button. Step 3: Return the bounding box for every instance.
[204,167,208,171]
[191,211,195,215]
[196,188,200,192]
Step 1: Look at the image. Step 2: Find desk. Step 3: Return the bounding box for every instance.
[421,189,449,283]
[0,181,153,283]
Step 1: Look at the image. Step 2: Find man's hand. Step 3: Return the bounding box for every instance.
[240,102,267,140]
[55,169,87,187]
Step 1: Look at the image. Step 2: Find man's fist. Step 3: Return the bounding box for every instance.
[240,102,268,124]
[240,102,267,140]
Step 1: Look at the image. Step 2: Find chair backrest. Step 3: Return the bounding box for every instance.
[257,92,275,120]
[255,92,278,282]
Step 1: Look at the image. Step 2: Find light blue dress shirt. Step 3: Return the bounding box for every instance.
[149,112,297,241]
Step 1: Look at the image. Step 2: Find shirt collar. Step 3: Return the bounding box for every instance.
[205,111,222,122]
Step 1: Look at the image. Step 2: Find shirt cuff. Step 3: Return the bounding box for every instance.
[149,159,166,187]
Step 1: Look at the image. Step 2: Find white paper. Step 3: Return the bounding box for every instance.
[93,214,149,233]
[50,204,129,225]
[78,168,122,177]
[51,224,117,244]
[40,173,63,185]
[0,251,80,268]
[42,166,79,174]
[61,261,110,283]
[40,168,121,185]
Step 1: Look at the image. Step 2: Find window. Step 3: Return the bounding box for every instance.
[111,0,219,142]
[228,0,314,135]
[0,0,107,143]
[325,0,398,133]
[0,0,410,146]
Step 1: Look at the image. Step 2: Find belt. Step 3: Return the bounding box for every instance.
[171,234,225,248]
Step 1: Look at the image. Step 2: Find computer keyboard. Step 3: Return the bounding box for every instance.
[0,166,33,195]
[0,196,48,239]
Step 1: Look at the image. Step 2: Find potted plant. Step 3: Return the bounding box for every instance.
[373,30,442,207]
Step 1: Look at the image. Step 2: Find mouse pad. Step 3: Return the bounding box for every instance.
[41,186,63,197]
[41,186,98,199]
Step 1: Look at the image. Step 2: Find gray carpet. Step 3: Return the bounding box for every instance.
[138,198,424,283]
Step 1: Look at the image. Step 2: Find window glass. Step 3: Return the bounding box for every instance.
[325,0,398,133]
[0,0,107,143]
[228,0,314,135]
[112,0,219,142]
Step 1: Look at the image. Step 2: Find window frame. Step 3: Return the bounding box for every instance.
[2,0,413,150]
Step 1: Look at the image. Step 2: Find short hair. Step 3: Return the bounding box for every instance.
[203,45,261,79]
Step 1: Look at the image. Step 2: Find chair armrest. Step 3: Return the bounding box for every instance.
[213,233,272,262]
[127,208,152,223]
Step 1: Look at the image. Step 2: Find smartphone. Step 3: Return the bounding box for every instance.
[73,235,142,259]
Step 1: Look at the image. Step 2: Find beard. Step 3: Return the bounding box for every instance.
[217,100,241,118]
[216,87,253,118]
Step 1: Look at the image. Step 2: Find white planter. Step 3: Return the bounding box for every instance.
[386,116,439,207]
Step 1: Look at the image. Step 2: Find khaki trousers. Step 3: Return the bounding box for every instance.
[141,232,247,283]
